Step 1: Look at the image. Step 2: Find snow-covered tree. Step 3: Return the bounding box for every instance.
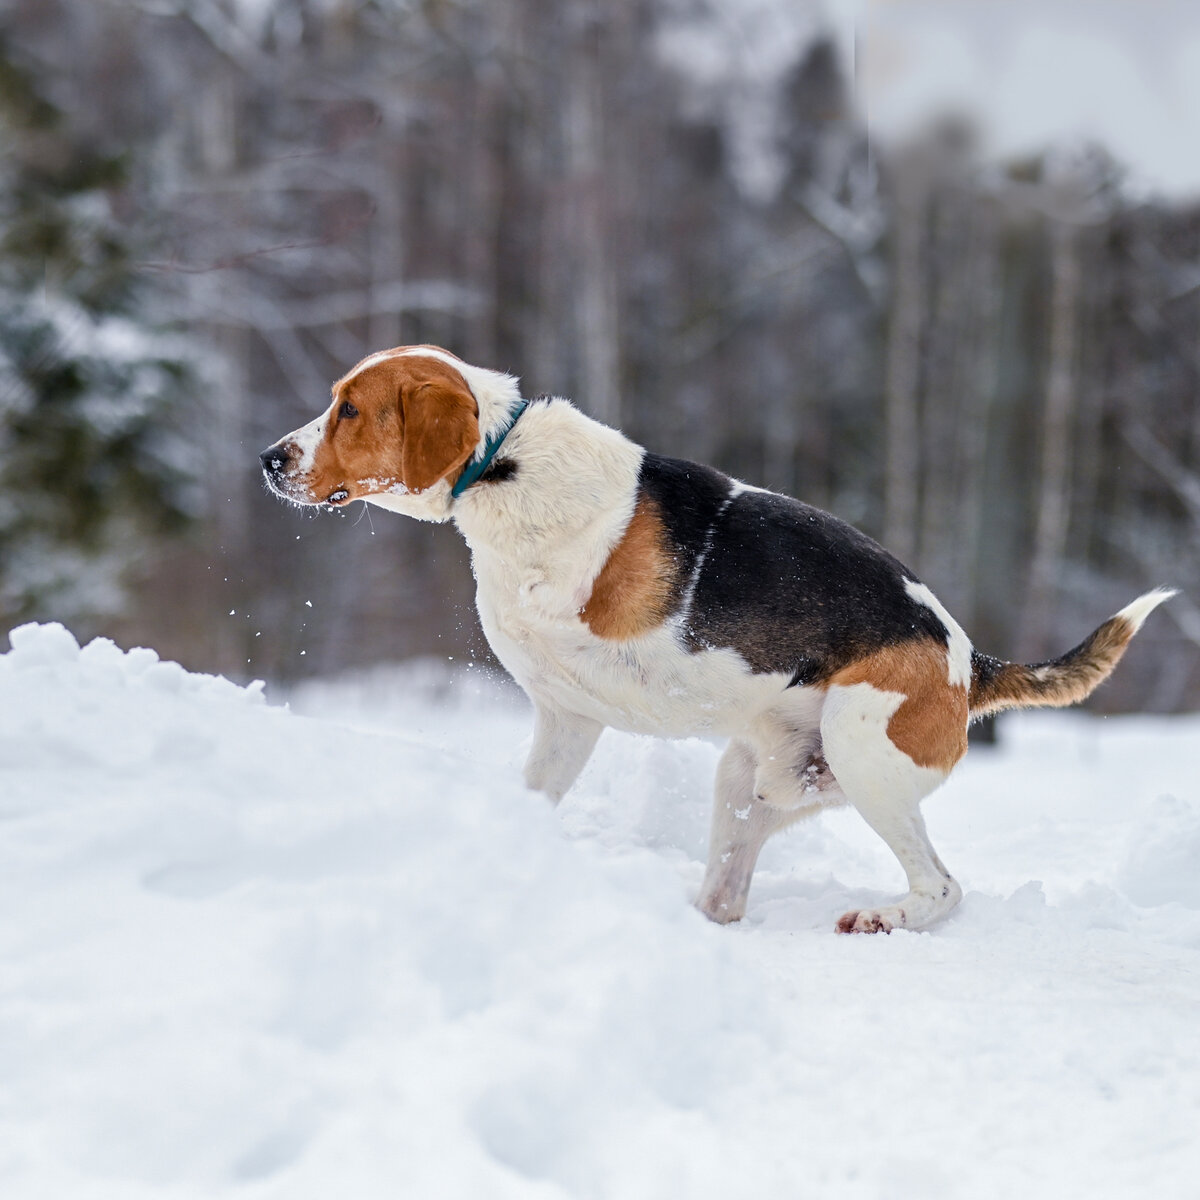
[0,34,195,627]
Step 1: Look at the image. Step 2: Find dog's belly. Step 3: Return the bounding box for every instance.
[480,603,793,737]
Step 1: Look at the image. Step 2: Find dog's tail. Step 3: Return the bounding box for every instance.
[968,588,1176,720]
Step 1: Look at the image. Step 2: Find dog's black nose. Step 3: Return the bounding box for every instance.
[260,444,290,475]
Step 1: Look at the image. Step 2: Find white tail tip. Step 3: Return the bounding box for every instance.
[1116,587,1177,632]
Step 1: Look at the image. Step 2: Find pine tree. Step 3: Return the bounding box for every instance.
[0,34,194,627]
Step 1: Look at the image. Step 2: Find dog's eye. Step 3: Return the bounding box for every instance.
[338,401,358,420]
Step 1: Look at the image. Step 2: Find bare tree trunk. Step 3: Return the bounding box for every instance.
[919,181,973,600]
[1069,221,1107,569]
[1021,217,1079,660]
[463,81,502,367]
[565,12,620,423]
[882,164,924,564]
[368,152,404,353]
[955,192,1001,624]
[530,28,567,396]
[209,324,253,678]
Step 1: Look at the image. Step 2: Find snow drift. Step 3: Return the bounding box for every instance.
[1,623,1198,1199]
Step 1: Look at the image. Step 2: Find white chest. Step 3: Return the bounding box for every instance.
[472,564,788,738]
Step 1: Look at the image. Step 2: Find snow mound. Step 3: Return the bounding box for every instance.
[3,627,1200,1199]
[1118,792,1200,910]
[0,622,263,776]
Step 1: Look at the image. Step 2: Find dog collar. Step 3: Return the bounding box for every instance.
[451,400,529,499]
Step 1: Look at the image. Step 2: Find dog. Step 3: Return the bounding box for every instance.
[261,345,1173,933]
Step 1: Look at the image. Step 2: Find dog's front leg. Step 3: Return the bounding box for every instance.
[696,739,789,924]
[523,699,604,803]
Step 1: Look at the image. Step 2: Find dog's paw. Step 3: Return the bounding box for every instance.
[835,907,902,935]
[695,891,746,925]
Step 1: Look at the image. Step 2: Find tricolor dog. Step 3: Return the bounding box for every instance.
[261,345,1173,933]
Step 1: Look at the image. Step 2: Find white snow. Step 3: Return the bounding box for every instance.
[2,623,1199,1198]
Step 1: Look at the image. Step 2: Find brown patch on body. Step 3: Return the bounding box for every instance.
[581,498,679,640]
[830,639,968,773]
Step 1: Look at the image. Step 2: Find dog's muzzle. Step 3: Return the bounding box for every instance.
[260,443,290,477]
[260,442,304,501]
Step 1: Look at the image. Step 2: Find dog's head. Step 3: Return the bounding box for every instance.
[259,346,520,522]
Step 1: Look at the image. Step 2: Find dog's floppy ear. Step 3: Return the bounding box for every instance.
[400,377,479,494]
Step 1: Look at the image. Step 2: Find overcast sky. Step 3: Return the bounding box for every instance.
[823,0,1200,199]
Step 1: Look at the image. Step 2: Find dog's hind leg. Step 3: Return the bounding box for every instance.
[696,739,805,924]
[819,681,965,933]
[523,699,604,803]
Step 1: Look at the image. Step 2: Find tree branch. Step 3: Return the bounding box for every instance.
[1121,418,1200,528]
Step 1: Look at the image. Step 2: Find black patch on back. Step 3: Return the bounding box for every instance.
[636,454,732,618]
[480,457,518,486]
[968,649,1005,691]
[637,453,950,683]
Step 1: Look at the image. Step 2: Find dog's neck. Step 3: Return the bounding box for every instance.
[451,400,530,499]
[453,398,644,589]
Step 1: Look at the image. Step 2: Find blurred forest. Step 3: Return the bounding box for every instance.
[0,0,1197,712]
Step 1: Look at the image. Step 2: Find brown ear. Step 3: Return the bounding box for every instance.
[400,379,479,493]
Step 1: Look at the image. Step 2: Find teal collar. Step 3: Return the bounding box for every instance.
[451,400,529,499]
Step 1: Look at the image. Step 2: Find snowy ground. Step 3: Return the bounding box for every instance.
[1,623,1198,1199]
